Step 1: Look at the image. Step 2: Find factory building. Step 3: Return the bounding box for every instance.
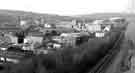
[52,32,89,47]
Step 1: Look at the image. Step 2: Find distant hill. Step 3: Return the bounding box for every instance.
[0,9,75,25]
[75,13,135,19]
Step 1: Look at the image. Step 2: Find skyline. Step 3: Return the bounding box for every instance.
[0,0,130,15]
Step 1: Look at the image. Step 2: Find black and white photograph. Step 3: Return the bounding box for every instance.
[0,0,134,73]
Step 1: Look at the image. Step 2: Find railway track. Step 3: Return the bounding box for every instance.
[89,31,125,73]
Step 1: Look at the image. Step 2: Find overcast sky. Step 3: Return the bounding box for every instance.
[0,0,129,15]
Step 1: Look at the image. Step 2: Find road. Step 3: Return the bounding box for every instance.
[104,38,133,73]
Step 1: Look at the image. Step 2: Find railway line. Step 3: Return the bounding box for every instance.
[89,31,125,73]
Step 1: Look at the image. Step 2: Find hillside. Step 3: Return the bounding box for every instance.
[0,10,74,25]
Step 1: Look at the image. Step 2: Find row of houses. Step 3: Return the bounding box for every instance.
[41,31,90,50]
[72,17,128,31]
[71,17,128,37]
